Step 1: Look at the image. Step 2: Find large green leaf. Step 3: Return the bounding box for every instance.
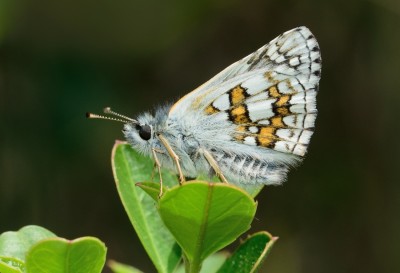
[111,142,182,273]
[156,181,257,272]
[26,237,106,273]
[216,231,277,273]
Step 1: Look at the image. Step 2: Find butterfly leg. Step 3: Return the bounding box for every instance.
[150,163,157,181]
[200,148,228,183]
[158,134,185,184]
[151,148,164,197]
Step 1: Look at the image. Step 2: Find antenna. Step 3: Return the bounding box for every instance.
[86,107,138,124]
[86,112,128,123]
[103,107,135,122]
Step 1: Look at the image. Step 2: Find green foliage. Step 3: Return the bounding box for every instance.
[26,237,106,273]
[156,181,256,273]
[174,233,277,273]
[0,226,56,262]
[216,232,277,273]
[0,225,106,273]
[1,143,276,273]
[0,225,56,272]
[111,143,275,273]
[111,141,182,273]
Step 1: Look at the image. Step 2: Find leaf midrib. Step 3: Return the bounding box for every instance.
[192,183,214,265]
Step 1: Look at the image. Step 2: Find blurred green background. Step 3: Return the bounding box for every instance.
[1,0,399,272]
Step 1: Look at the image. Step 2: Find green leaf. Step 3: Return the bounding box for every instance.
[0,225,56,262]
[216,231,278,273]
[112,142,182,273]
[0,227,106,273]
[136,182,165,201]
[26,237,106,273]
[0,225,57,272]
[108,260,144,273]
[158,181,257,272]
[195,175,263,198]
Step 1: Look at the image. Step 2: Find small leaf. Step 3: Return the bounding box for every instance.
[112,142,181,273]
[26,237,106,273]
[216,231,278,273]
[136,182,165,201]
[108,260,144,273]
[0,225,56,262]
[158,181,257,271]
[0,225,57,272]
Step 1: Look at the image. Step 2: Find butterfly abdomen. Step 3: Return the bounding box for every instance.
[211,149,288,185]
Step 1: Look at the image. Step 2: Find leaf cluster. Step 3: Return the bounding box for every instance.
[0,143,277,273]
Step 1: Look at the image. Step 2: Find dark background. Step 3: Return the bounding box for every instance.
[1,0,399,272]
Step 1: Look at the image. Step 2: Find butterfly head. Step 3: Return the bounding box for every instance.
[122,112,158,156]
[87,107,155,154]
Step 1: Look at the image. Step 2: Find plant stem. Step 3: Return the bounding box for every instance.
[184,254,202,273]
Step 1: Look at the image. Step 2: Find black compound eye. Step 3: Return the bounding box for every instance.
[138,124,152,140]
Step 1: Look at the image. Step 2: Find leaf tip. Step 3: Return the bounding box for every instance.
[107,259,117,267]
[114,140,127,145]
[112,140,128,155]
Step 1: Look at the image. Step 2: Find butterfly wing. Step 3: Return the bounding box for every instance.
[168,26,321,184]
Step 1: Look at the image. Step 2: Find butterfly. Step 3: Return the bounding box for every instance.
[88,26,321,195]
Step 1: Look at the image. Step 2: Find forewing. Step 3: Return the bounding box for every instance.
[169,26,321,157]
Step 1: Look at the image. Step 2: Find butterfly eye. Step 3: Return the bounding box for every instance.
[137,124,152,141]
